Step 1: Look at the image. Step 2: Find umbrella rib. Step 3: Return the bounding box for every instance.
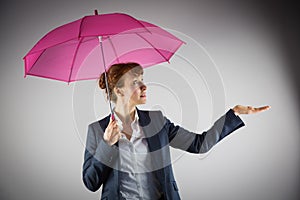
[78,17,86,38]
[123,14,151,34]
[135,33,169,63]
[68,37,83,83]
[107,36,120,64]
[24,48,46,75]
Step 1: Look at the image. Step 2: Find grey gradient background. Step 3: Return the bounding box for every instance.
[1,0,299,200]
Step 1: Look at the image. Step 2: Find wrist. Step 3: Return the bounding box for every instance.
[232,107,239,115]
[103,137,113,146]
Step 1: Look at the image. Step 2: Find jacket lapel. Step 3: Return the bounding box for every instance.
[137,108,169,198]
[137,108,163,152]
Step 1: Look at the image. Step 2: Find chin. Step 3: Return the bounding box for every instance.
[139,101,146,105]
[137,100,147,105]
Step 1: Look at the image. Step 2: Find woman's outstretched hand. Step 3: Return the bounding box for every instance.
[103,117,121,146]
[232,105,271,115]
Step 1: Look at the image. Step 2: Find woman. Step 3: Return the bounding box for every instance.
[82,62,270,200]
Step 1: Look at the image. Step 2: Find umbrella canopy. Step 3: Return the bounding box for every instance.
[23,12,184,83]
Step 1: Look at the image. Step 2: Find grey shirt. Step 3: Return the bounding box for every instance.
[115,109,162,200]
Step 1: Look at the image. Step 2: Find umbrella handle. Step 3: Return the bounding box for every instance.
[111,113,115,121]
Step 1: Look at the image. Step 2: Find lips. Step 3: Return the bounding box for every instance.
[140,93,146,98]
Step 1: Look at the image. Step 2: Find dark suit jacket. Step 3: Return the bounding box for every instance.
[82,108,245,200]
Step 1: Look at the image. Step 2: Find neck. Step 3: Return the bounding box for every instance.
[114,103,136,124]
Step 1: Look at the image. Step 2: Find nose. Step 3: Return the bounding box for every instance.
[140,82,147,91]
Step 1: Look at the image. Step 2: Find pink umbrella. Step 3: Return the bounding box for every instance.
[23,10,184,117]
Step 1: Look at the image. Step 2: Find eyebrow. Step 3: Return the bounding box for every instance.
[132,73,143,77]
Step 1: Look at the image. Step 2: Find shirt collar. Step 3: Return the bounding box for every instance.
[113,108,139,131]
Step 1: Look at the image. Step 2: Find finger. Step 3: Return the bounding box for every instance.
[253,106,271,113]
[113,126,120,133]
[112,124,120,133]
[109,119,118,128]
[107,121,114,131]
[262,105,271,110]
[106,121,118,134]
[111,131,121,141]
[257,105,271,111]
[113,122,119,129]
[110,131,119,139]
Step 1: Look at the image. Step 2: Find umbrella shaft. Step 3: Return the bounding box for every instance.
[99,37,114,118]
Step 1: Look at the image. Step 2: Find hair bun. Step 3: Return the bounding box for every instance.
[99,72,106,89]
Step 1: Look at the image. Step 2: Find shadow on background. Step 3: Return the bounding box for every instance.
[258,1,300,108]
[257,2,300,197]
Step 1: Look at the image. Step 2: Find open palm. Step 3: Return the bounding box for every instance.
[233,105,271,115]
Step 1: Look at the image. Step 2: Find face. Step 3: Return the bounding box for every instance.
[116,71,147,106]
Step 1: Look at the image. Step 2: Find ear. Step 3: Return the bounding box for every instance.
[114,87,124,96]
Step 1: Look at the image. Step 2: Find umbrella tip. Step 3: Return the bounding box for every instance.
[94,9,99,15]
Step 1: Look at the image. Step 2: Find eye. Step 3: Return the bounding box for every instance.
[133,80,138,85]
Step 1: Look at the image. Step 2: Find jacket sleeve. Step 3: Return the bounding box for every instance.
[166,109,245,153]
[82,123,119,192]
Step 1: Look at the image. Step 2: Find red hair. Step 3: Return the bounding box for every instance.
[99,62,143,102]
